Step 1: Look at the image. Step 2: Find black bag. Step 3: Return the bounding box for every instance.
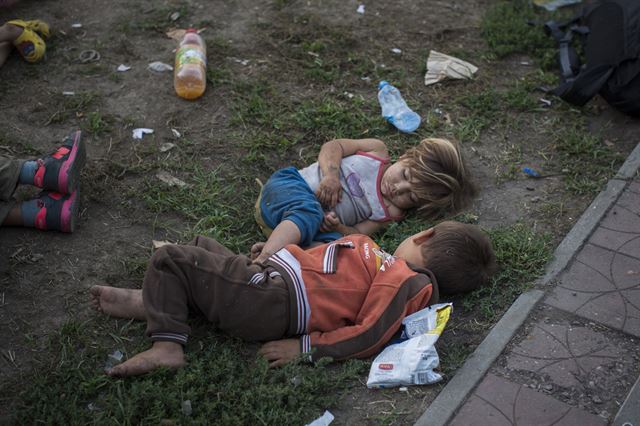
[545,0,640,116]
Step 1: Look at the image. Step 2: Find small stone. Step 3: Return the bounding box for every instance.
[526,186,535,191]
[592,395,603,404]
[542,384,553,391]
[182,400,192,416]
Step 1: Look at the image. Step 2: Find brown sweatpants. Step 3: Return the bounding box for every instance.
[0,156,22,224]
[143,236,291,345]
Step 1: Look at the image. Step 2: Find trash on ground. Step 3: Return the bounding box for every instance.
[160,142,176,152]
[79,50,100,63]
[148,61,173,72]
[305,410,335,426]
[391,48,402,54]
[166,28,186,41]
[181,400,192,416]
[522,167,541,178]
[533,0,581,11]
[171,128,181,138]
[71,23,83,28]
[424,50,478,86]
[132,128,154,139]
[232,57,250,66]
[378,80,421,133]
[152,240,173,249]
[156,171,188,188]
[357,4,365,14]
[367,303,452,388]
[104,349,124,371]
[87,402,100,411]
[62,91,75,96]
[539,98,552,107]
[117,64,131,72]
[170,11,181,21]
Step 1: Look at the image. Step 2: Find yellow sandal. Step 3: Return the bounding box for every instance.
[7,19,50,38]
[12,26,46,63]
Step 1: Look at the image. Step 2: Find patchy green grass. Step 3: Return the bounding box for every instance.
[7,317,366,424]
[462,223,553,321]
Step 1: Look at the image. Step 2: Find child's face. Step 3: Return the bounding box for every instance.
[381,159,419,211]
[392,228,433,267]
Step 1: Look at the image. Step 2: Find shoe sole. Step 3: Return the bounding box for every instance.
[60,190,78,233]
[58,130,85,194]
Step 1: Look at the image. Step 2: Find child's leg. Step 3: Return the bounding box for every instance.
[89,286,145,320]
[0,41,12,68]
[0,22,22,43]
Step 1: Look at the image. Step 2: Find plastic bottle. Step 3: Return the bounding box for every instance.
[174,29,207,100]
[377,81,421,133]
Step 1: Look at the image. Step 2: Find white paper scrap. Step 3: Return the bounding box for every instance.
[132,128,154,139]
[424,50,478,86]
[117,64,131,72]
[305,410,335,426]
[357,4,365,14]
[148,61,173,72]
[156,171,187,188]
[391,48,402,54]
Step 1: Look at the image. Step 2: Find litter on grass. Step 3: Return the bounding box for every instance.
[104,350,124,371]
[148,61,173,72]
[424,51,478,86]
[132,128,154,139]
[305,410,335,426]
[522,167,542,178]
[156,171,188,188]
[533,0,581,11]
[117,64,131,72]
[367,303,452,388]
[160,142,176,152]
[357,4,365,14]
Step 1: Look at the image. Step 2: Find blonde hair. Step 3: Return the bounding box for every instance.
[401,138,476,220]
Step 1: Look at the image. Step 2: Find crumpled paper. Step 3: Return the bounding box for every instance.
[424,51,478,86]
[132,128,154,139]
[533,0,581,11]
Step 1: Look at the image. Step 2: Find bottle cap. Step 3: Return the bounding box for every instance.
[186,28,198,33]
[378,80,389,90]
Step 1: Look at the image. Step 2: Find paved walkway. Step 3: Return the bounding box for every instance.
[416,143,640,426]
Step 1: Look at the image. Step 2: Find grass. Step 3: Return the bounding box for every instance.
[5,317,367,424]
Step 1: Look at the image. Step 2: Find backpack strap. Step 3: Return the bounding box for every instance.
[544,19,588,82]
[552,63,615,106]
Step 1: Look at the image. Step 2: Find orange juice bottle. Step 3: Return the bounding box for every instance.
[174,29,207,100]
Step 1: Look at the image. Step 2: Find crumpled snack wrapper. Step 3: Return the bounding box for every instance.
[424,51,478,86]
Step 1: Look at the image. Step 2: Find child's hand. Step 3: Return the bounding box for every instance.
[250,242,266,260]
[258,338,300,368]
[316,175,342,208]
[320,211,341,232]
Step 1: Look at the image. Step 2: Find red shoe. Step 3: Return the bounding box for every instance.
[33,190,79,233]
[33,130,85,194]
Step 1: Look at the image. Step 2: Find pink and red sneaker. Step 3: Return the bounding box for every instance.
[33,130,85,195]
[33,190,79,233]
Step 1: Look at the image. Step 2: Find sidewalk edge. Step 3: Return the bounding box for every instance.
[414,142,640,426]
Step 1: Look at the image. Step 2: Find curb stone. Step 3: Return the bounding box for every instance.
[414,142,640,426]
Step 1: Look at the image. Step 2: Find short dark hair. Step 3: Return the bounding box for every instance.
[420,221,497,294]
[402,138,477,220]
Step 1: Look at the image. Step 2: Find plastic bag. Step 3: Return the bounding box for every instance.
[366,303,452,388]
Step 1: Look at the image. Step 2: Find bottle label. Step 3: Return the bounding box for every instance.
[176,46,206,68]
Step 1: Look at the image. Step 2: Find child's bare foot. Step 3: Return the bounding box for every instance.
[90,285,145,320]
[106,341,185,377]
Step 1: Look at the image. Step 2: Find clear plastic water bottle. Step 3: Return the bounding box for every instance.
[377,81,421,133]
[174,29,207,100]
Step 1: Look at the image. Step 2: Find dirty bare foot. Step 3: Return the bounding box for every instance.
[106,341,185,377]
[90,285,145,320]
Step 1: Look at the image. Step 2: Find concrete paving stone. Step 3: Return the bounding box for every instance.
[449,374,607,426]
[546,241,640,337]
[504,320,620,388]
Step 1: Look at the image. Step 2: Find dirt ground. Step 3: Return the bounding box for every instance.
[1,0,639,424]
